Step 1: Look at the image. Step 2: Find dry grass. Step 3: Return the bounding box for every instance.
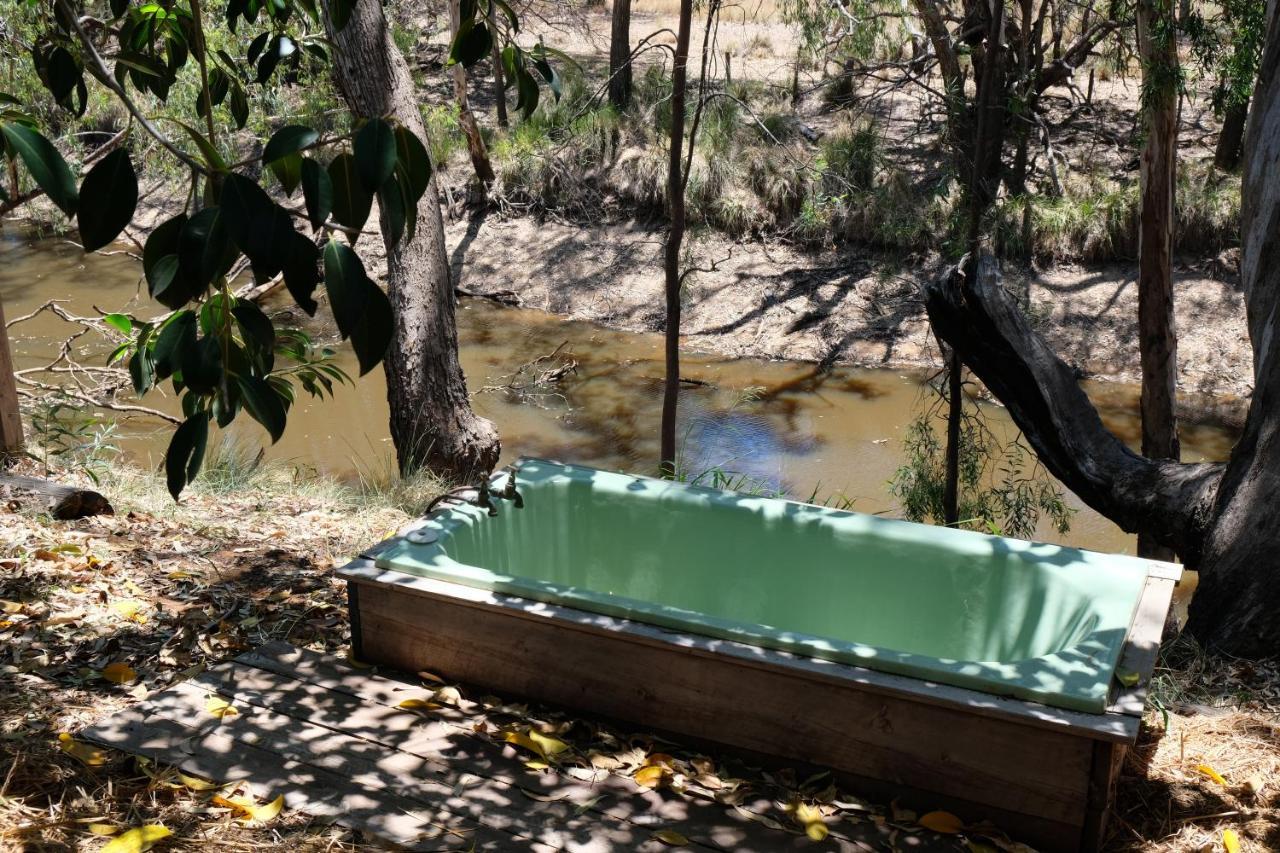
[1108,638,1280,851]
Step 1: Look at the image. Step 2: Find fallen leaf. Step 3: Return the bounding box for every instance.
[634,764,668,789]
[58,733,108,766]
[417,670,445,684]
[920,810,966,833]
[435,685,463,705]
[214,793,285,823]
[396,697,442,712]
[1223,828,1241,853]
[794,802,829,841]
[205,696,238,719]
[179,772,223,791]
[110,599,148,624]
[33,549,60,561]
[652,828,691,846]
[0,600,22,613]
[102,825,171,853]
[1197,763,1228,786]
[528,730,570,759]
[1115,669,1141,687]
[102,662,138,684]
[88,823,119,836]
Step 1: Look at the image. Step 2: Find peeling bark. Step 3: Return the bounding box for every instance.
[324,0,499,482]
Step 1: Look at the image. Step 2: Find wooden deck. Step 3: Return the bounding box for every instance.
[79,642,967,852]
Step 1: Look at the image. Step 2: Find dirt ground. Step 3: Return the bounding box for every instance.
[0,463,1277,852]
[442,213,1252,418]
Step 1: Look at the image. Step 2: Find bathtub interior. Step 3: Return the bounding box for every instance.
[374,459,1152,712]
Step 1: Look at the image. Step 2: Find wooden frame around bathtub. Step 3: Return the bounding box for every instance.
[340,530,1180,853]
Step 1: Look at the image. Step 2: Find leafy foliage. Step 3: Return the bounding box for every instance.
[0,0,456,497]
[888,386,1073,540]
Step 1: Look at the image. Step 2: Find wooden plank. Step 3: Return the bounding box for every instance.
[339,558,1140,744]
[1081,741,1126,853]
[0,298,22,457]
[353,580,1096,830]
[78,704,537,851]
[1108,575,1177,717]
[213,651,943,852]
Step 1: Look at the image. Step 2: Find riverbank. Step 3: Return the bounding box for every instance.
[436,213,1251,422]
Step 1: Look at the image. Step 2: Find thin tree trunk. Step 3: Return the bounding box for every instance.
[1136,0,1181,560]
[0,297,23,459]
[448,0,495,186]
[942,350,962,525]
[1214,97,1249,171]
[608,0,634,109]
[487,2,508,129]
[659,0,693,477]
[324,0,500,482]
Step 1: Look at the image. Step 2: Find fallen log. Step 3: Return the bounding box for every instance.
[0,474,114,520]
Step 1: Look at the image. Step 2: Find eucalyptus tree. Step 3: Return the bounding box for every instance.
[0,0,553,495]
[608,0,633,109]
[1187,0,1266,171]
[924,0,1280,655]
[1134,0,1181,560]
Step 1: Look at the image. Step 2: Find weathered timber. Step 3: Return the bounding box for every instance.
[0,473,113,519]
[343,552,1175,853]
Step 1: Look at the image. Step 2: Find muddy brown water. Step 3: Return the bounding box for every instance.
[1,230,1240,560]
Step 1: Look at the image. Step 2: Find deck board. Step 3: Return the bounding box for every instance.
[79,642,964,852]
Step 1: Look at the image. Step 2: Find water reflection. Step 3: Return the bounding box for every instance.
[0,229,1243,555]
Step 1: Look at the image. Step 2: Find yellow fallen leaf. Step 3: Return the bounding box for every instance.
[1197,763,1228,786]
[179,772,223,792]
[102,662,138,684]
[205,696,238,719]
[794,802,829,841]
[527,730,570,759]
[0,600,22,614]
[919,810,966,834]
[634,764,668,789]
[242,793,285,823]
[89,823,119,836]
[102,824,172,853]
[58,733,108,766]
[396,697,442,712]
[652,829,691,846]
[435,685,463,705]
[1115,669,1141,687]
[110,600,148,624]
[1223,828,1241,853]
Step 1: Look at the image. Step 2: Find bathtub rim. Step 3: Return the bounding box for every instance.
[341,528,1179,744]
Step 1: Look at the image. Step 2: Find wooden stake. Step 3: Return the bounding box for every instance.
[0,296,23,458]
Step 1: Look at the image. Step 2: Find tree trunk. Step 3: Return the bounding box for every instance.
[1136,0,1181,560]
[0,297,23,459]
[924,0,1280,656]
[1214,96,1249,171]
[1185,3,1280,654]
[487,2,509,129]
[659,0,693,477]
[942,351,962,525]
[608,0,634,110]
[324,0,500,482]
[448,0,495,186]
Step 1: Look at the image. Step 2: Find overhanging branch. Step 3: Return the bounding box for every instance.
[924,254,1223,558]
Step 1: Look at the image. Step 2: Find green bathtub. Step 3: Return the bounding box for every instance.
[374,458,1152,713]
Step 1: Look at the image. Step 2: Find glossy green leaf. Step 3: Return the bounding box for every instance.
[300,157,332,229]
[449,19,492,68]
[178,206,234,288]
[1,122,78,215]
[102,313,133,335]
[327,152,372,237]
[354,117,396,193]
[165,412,209,499]
[281,231,321,315]
[263,124,318,165]
[322,238,366,339]
[238,375,286,441]
[153,311,197,379]
[394,125,432,202]
[269,152,303,195]
[77,149,138,252]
